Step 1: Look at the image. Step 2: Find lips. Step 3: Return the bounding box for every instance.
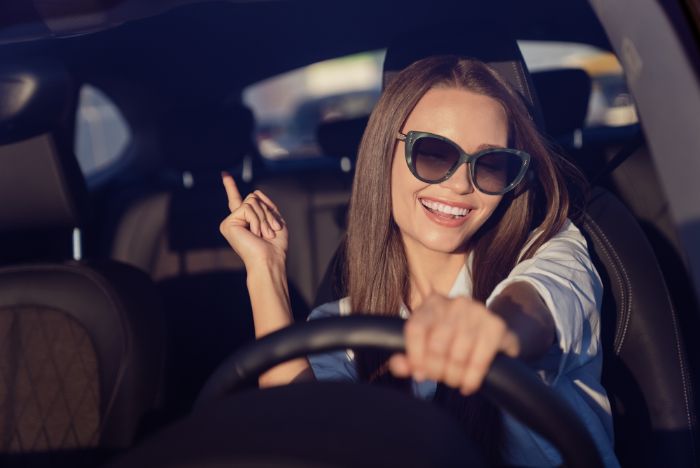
[419,197,473,227]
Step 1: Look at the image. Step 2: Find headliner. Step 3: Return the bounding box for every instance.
[0,0,609,103]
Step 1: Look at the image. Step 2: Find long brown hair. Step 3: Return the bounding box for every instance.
[344,55,582,462]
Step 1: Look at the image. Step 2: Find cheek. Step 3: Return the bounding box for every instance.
[475,193,504,224]
[391,153,426,221]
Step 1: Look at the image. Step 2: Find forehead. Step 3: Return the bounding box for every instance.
[402,87,509,151]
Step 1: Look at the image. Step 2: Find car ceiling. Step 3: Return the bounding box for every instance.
[0,0,609,106]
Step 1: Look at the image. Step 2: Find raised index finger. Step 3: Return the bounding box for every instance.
[221,171,243,211]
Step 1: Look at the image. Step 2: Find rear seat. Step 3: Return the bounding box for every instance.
[254,151,354,307]
[109,103,307,414]
[110,105,254,280]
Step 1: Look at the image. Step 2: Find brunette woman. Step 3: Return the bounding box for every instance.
[219,55,619,466]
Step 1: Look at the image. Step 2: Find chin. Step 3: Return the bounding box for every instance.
[418,231,469,254]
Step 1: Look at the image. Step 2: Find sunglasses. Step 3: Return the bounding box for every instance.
[398,131,531,195]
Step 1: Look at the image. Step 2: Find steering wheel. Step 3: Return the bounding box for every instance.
[196,316,603,468]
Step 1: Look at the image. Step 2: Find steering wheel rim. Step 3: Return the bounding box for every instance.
[196,316,603,468]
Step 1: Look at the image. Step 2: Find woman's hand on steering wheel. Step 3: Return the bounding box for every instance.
[389,294,520,396]
[220,172,288,269]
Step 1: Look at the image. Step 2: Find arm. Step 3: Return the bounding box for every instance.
[219,173,314,387]
[391,223,596,395]
[246,259,315,387]
[488,281,555,361]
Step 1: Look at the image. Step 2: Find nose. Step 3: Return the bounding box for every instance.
[439,161,474,194]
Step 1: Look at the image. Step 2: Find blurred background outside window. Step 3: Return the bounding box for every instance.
[244,42,637,160]
[72,42,638,172]
[74,84,131,176]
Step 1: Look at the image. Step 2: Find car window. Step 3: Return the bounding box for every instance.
[244,43,636,161]
[518,40,638,127]
[243,50,385,159]
[74,84,131,177]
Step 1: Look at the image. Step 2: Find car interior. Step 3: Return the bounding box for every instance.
[1,0,699,466]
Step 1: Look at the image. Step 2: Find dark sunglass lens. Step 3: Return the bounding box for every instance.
[474,151,524,194]
[413,137,460,181]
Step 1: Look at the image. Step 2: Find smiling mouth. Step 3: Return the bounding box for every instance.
[420,199,472,219]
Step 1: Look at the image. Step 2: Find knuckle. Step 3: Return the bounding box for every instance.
[449,339,471,364]
[427,336,446,354]
[470,350,495,374]
[404,320,425,338]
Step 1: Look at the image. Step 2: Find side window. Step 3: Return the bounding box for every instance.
[74,84,131,177]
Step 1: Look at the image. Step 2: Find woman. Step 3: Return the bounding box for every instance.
[220,55,618,466]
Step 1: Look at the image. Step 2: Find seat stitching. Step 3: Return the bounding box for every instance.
[0,264,133,441]
[594,223,632,355]
[662,265,697,459]
[587,212,696,457]
[583,213,630,354]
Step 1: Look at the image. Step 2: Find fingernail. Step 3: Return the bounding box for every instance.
[272,218,282,230]
[221,171,229,178]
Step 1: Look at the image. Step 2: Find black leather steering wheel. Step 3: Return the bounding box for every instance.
[196,316,603,468]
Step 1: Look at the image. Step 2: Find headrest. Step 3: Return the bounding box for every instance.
[316,116,369,160]
[531,69,591,137]
[165,103,257,172]
[0,60,74,145]
[383,25,544,128]
[0,61,86,233]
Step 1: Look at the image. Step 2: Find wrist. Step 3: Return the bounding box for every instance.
[245,257,293,339]
[246,256,287,282]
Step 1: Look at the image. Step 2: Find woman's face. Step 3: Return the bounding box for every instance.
[391,87,509,255]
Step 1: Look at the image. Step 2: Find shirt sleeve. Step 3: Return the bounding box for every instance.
[485,219,604,383]
[306,300,359,382]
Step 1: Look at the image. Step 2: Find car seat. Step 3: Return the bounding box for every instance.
[315,25,698,467]
[110,103,257,280]
[109,100,309,415]
[531,67,700,442]
[254,160,353,306]
[0,60,166,466]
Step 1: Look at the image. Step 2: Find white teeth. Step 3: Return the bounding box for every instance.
[420,199,470,216]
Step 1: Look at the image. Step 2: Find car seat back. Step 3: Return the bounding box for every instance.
[255,166,352,306]
[110,103,256,280]
[581,187,697,467]
[532,69,700,452]
[0,60,165,465]
[109,101,312,413]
